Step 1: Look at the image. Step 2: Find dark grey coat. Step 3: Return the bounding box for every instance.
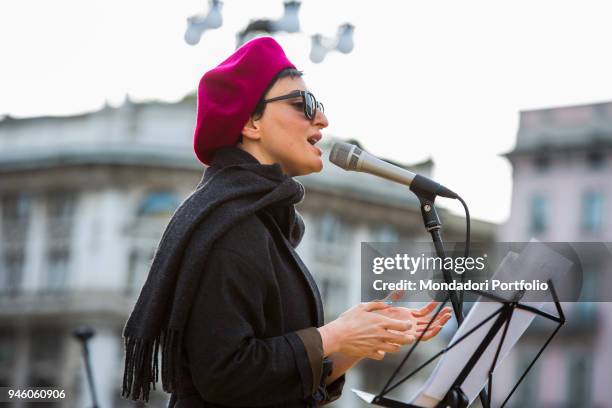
[170,177,345,407]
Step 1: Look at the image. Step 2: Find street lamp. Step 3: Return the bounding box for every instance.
[185,0,355,63]
[73,326,99,408]
[309,34,331,64]
[271,1,301,33]
[236,0,302,47]
[336,23,354,54]
[309,23,355,63]
[184,0,224,46]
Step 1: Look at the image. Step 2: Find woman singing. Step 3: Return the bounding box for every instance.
[121,37,451,408]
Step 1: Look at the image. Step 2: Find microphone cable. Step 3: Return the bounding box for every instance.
[455,194,471,308]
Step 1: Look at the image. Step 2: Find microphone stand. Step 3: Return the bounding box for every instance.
[417,195,464,320]
[328,143,553,407]
[415,193,489,408]
[362,183,489,407]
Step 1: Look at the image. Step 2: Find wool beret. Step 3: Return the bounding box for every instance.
[193,37,297,165]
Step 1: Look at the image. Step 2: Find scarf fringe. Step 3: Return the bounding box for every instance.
[122,329,181,402]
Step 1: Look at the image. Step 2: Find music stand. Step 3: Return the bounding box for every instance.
[352,280,566,408]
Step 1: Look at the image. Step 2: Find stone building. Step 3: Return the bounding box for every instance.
[498,101,612,407]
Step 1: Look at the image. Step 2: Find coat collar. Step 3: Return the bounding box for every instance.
[212,145,261,166]
[210,146,286,182]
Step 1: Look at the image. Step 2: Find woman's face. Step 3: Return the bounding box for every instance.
[245,76,328,176]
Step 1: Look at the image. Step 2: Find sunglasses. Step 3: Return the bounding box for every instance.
[261,90,324,121]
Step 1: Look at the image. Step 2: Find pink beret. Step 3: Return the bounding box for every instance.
[193,37,297,165]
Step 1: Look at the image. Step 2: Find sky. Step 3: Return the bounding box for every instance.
[2,0,612,224]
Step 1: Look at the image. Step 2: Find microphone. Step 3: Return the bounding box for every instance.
[329,142,458,199]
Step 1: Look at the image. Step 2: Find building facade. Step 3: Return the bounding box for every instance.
[498,101,612,407]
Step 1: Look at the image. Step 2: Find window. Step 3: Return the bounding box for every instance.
[316,212,351,246]
[43,192,76,291]
[126,192,179,293]
[370,225,398,242]
[27,328,64,390]
[529,196,548,234]
[0,194,31,294]
[126,249,155,294]
[574,260,600,322]
[46,247,70,290]
[0,330,15,368]
[2,251,24,295]
[586,151,605,170]
[137,191,179,217]
[30,328,63,363]
[130,191,180,238]
[513,348,540,407]
[566,352,592,407]
[25,375,56,388]
[581,191,603,233]
[312,213,351,265]
[318,213,342,243]
[318,275,347,318]
[533,155,550,173]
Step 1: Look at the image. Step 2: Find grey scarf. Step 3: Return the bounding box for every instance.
[121,147,305,402]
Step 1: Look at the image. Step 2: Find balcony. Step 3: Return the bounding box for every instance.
[0,289,133,323]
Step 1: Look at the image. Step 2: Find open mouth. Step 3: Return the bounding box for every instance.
[307,134,322,145]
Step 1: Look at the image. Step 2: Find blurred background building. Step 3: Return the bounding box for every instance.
[0,97,494,407]
[497,101,612,407]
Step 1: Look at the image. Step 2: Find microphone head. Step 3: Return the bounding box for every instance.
[329,142,362,170]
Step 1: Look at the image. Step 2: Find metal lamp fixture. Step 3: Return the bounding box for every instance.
[309,23,354,63]
[309,34,332,64]
[184,0,224,46]
[335,23,354,54]
[271,1,301,33]
[184,0,355,62]
[236,0,302,47]
[73,326,99,408]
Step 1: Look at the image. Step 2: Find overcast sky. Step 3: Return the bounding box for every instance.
[2,0,612,224]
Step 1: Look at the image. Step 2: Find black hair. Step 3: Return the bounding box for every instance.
[251,68,303,121]
[237,68,303,144]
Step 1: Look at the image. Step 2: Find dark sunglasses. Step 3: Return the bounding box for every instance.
[261,90,324,121]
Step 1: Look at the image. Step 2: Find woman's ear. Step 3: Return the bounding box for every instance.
[241,117,261,142]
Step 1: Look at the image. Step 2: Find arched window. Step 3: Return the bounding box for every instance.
[44,191,77,292]
[0,194,31,295]
[136,191,180,217]
[126,191,180,294]
[581,191,603,233]
[370,225,399,242]
[529,195,548,234]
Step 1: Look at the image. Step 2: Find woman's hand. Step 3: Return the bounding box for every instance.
[318,301,415,360]
[375,300,453,341]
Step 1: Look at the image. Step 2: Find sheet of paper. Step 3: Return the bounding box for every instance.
[352,388,377,403]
